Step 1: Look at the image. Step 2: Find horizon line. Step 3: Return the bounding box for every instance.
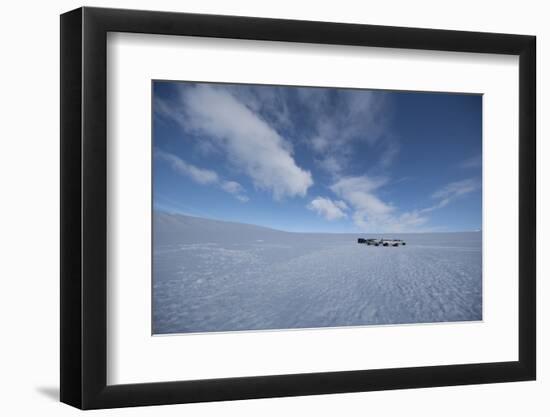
[154,209,482,235]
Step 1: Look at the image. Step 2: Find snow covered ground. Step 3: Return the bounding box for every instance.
[153,212,482,334]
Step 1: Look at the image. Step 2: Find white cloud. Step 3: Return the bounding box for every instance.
[379,139,400,168]
[316,155,345,175]
[331,176,393,216]
[432,178,480,201]
[418,177,481,214]
[155,150,249,202]
[176,85,313,199]
[329,175,441,232]
[310,135,330,153]
[229,85,293,130]
[221,181,249,202]
[235,195,250,203]
[221,180,245,194]
[334,200,349,210]
[330,175,402,231]
[307,197,348,220]
[460,154,482,169]
[299,89,398,174]
[329,175,480,232]
[156,150,218,185]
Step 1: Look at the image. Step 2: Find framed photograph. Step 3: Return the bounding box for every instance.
[60,7,536,409]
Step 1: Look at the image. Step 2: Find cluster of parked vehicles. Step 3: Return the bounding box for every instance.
[357,238,406,247]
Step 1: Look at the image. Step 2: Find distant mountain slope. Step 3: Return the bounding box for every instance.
[154,211,289,245]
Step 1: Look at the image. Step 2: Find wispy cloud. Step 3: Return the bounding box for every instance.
[227,84,293,130]
[331,176,393,217]
[159,84,313,200]
[155,150,249,202]
[315,155,345,175]
[431,178,480,207]
[330,175,406,232]
[155,150,219,185]
[327,175,480,232]
[460,154,482,169]
[221,181,249,202]
[307,197,348,220]
[296,88,398,175]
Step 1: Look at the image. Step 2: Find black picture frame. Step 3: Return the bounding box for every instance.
[60,6,536,410]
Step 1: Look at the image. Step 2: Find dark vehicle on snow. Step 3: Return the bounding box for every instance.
[358,238,380,246]
[358,238,406,247]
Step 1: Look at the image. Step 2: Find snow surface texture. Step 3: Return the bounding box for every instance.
[153,212,482,334]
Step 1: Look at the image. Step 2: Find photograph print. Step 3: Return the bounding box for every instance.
[152,80,482,335]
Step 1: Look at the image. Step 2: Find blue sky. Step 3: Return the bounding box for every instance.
[153,81,482,233]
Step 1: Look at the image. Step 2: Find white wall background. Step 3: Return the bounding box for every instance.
[0,0,545,415]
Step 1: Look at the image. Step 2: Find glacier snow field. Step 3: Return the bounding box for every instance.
[153,213,482,334]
